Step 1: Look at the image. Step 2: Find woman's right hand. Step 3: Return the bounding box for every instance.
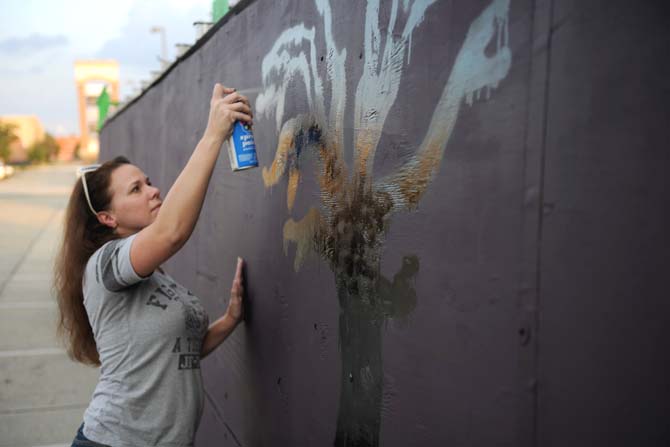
[226,257,245,325]
[204,83,253,142]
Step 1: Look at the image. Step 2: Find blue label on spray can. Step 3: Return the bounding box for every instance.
[227,121,258,171]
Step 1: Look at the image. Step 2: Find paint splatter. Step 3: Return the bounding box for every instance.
[256,0,512,445]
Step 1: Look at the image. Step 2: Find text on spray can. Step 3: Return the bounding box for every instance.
[227,121,258,171]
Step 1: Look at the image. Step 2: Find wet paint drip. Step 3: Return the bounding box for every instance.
[227,121,259,171]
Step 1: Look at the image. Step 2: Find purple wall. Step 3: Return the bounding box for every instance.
[100,0,670,445]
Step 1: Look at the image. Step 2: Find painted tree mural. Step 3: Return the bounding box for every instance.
[255,0,512,444]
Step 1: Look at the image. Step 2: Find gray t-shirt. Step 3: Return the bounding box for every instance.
[81,233,210,447]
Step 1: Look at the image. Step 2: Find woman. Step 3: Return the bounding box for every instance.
[54,83,253,447]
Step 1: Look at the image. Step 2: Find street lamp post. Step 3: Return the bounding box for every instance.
[149,26,169,69]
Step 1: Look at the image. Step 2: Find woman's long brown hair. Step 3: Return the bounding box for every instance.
[53,156,131,366]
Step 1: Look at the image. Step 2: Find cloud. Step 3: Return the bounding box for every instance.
[0,66,45,76]
[0,33,69,53]
[0,1,211,135]
[95,1,210,72]
[0,57,77,135]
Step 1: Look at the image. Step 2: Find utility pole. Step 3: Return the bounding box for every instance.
[149,26,169,69]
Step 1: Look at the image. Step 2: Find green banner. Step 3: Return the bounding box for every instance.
[212,0,229,21]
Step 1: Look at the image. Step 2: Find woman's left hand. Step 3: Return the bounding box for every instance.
[226,257,245,325]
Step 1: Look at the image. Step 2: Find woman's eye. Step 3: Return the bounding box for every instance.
[132,186,139,192]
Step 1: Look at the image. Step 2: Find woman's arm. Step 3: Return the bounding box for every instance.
[201,313,239,359]
[201,257,245,359]
[130,84,252,277]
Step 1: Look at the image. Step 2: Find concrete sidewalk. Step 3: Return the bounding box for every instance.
[0,163,99,447]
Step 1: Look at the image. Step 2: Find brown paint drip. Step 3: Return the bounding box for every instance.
[317,141,348,208]
[393,140,444,209]
[262,126,295,187]
[355,132,375,178]
[287,167,300,211]
[283,206,323,271]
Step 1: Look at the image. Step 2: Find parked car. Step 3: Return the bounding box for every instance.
[0,161,15,180]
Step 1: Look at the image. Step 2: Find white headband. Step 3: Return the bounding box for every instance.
[77,165,102,216]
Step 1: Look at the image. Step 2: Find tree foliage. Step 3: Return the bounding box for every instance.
[27,133,60,163]
[0,122,18,163]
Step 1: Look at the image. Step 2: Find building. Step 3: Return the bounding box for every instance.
[74,60,119,162]
[0,115,45,163]
[55,135,81,162]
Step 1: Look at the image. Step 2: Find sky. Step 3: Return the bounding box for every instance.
[0,0,215,136]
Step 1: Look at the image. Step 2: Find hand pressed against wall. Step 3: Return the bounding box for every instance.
[226,257,245,324]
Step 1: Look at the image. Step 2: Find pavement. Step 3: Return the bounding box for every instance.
[0,162,100,447]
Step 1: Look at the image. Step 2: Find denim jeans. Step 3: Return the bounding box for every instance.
[71,421,112,447]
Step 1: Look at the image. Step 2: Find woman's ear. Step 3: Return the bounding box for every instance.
[96,211,117,229]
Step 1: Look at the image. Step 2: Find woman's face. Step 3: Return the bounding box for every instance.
[103,164,162,237]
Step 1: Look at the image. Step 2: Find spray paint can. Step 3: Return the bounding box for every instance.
[227,121,258,171]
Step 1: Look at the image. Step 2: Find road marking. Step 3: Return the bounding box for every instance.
[0,347,65,358]
[0,401,88,416]
[0,207,62,296]
[0,302,56,309]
